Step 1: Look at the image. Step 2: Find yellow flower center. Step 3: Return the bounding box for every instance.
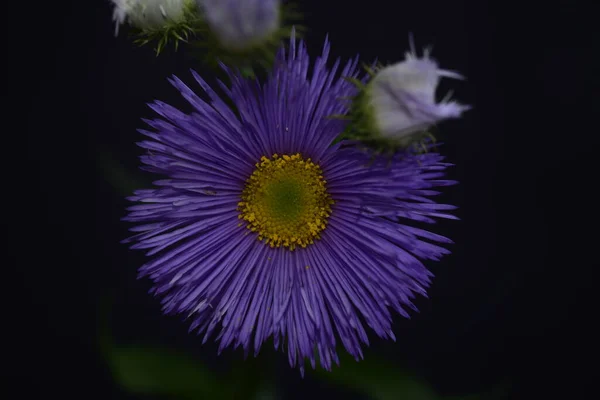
[238,153,333,250]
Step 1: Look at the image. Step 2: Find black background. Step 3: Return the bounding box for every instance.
[12,0,597,398]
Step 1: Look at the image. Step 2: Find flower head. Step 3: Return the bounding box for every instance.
[342,37,470,152]
[112,0,188,33]
[123,32,457,374]
[198,0,281,50]
[111,0,199,54]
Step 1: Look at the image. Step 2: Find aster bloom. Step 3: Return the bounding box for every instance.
[343,38,470,152]
[123,32,458,374]
[111,0,199,53]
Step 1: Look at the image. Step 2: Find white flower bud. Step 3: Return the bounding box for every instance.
[198,0,280,50]
[111,0,188,35]
[366,43,470,139]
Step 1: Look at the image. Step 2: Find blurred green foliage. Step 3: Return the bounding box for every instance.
[100,320,504,400]
[106,345,230,399]
[102,338,506,400]
[97,152,146,196]
[312,353,438,400]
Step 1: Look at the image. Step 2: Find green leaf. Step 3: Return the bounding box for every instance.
[107,346,231,400]
[252,381,277,400]
[96,152,145,196]
[313,353,439,400]
[98,297,232,400]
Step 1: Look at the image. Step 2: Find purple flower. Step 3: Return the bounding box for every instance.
[123,32,457,374]
[198,0,281,50]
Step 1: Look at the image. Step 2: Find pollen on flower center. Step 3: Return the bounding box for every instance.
[238,153,333,250]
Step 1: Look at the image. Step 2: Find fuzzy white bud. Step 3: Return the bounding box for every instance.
[367,44,470,139]
[111,0,187,35]
[198,0,280,50]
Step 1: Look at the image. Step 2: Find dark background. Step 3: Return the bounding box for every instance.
[12,0,597,398]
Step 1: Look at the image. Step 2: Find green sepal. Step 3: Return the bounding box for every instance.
[130,0,203,56]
